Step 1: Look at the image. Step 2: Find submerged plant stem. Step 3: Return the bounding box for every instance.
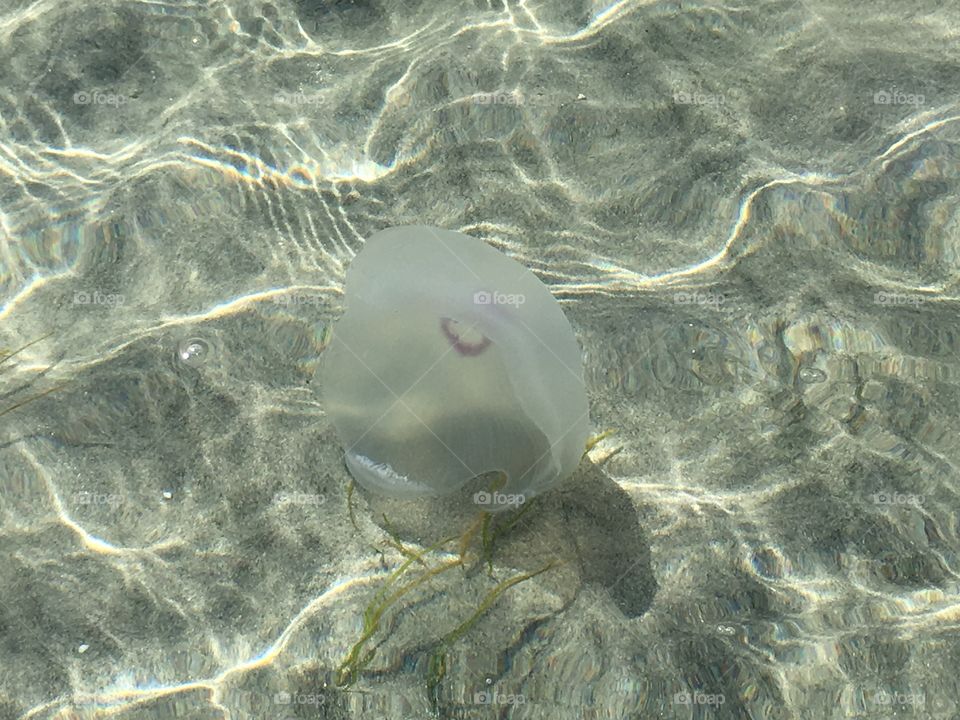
[582,427,617,458]
[426,559,562,699]
[346,480,359,532]
[0,332,54,367]
[0,384,63,418]
[0,334,63,420]
[338,487,559,692]
[337,532,461,686]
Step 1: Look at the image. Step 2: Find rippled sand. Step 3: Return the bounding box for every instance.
[1,0,959,718]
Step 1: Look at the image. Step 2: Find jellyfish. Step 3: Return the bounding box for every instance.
[322,225,590,511]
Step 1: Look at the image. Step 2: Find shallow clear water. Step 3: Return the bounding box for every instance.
[1,1,959,718]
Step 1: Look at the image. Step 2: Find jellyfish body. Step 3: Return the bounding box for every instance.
[322,225,589,510]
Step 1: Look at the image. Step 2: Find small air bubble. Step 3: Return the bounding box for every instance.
[176,338,210,365]
[798,367,826,384]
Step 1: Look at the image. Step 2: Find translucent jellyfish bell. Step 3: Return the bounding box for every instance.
[322,226,590,510]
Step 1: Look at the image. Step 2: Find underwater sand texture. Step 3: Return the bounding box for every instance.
[1,0,960,718]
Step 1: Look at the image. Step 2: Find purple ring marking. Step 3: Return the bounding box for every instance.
[440,317,492,357]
